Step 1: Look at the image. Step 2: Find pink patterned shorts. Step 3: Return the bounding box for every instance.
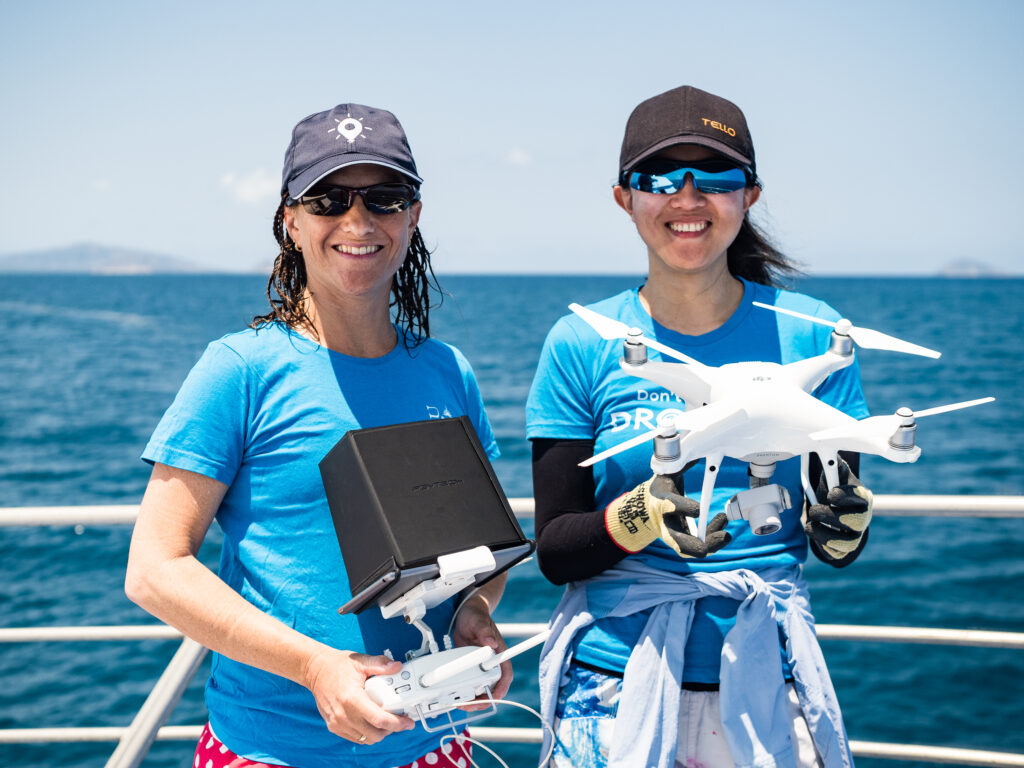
[193,722,473,768]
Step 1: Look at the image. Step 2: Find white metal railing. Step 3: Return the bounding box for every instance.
[104,637,207,768]
[5,621,1023,649]
[2,494,1024,527]
[2,497,1023,768]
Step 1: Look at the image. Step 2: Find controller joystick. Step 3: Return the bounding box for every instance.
[365,645,502,729]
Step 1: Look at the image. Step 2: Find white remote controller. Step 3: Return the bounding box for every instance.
[365,645,501,721]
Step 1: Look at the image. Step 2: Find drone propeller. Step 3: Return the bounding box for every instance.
[911,399,995,418]
[579,426,670,468]
[751,301,941,359]
[568,303,704,366]
[810,397,995,446]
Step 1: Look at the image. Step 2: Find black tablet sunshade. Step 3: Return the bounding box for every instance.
[319,416,534,614]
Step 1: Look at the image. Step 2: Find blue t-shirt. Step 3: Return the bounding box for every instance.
[526,280,869,682]
[143,322,498,768]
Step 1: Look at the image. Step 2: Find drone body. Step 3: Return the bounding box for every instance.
[570,300,994,541]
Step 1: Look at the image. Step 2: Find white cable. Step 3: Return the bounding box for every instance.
[432,557,549,767]
[442,731,510,768]
[445,557,537,640]
[446,584,483,639]
[435,697,557,768]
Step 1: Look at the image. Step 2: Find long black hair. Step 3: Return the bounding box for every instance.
[250,195,443,345]
[727,213,801,287]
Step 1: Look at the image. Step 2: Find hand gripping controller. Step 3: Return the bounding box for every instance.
[365,631,550,731]
[365,645,501,725]
[362,548,549,730]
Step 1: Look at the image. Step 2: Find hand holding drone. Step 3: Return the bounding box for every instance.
[569,300,994,545]
[805,456,873,565]
[605,470,732,557]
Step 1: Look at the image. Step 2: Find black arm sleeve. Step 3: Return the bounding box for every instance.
[532,438,630,585]
[806,450,868,568]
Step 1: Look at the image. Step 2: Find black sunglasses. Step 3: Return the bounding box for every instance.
[289,182,420,216]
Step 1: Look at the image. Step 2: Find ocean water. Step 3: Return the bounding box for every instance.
[1,274,1022,768]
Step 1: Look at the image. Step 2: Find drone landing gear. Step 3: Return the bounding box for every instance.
[696,453,724,541]
[799,451,843,511]
[648,432,793,540]
[646,420,706,539]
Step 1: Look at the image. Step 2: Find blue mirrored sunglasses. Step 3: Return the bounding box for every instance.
[625,159,752,195]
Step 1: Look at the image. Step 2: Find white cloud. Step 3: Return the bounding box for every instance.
[505,148,533,166]
[221,168,279,205]
[92,179,111,191]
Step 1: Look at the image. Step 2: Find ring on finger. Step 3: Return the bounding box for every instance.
[358,734,367,743]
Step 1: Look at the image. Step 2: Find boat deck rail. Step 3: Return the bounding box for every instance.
[2,495,1023,768]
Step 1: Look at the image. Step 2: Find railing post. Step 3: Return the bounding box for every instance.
[104,637,207,768]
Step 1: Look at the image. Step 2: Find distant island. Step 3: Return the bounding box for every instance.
[937,259,1006,277]
[0,242,209,274]
[0,243,1015,278]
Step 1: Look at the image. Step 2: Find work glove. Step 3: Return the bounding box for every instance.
[605,471,731,558]
[805,457,874,567]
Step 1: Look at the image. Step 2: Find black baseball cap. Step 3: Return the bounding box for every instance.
[281,103,422,199]
[618,86,756,180]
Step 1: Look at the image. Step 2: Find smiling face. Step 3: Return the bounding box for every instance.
[614,144,760,280]
[283,164,421,316]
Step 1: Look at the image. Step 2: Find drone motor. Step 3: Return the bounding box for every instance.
[828,320,855,356]
[623,328,648,365]
[650,425,686,475]
[888,407,918,451]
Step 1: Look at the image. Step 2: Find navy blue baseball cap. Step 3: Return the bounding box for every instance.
[281,103,422,199]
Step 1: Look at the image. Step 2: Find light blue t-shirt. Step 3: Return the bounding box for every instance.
[526,280,869,682]
[143,322,498,768]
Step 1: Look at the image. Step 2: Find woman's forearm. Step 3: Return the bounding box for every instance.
[125,463,328,689]
[127,547,328,687]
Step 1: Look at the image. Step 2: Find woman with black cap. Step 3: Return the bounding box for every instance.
[125,103,509,768]
[527,86,874,767]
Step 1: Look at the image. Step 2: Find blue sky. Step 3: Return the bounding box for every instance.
[1,0,1022,275]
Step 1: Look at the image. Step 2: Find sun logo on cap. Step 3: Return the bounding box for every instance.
[329,113,372,144]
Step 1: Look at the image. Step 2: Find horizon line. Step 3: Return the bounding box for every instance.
[2,270,1021,279]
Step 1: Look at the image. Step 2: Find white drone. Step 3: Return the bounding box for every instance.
[570,300,995,541]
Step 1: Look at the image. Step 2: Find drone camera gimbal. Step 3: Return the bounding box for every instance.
[726,462,791,536]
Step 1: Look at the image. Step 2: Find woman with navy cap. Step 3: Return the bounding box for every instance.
[126,104,509,768]
[527,86,875,767]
